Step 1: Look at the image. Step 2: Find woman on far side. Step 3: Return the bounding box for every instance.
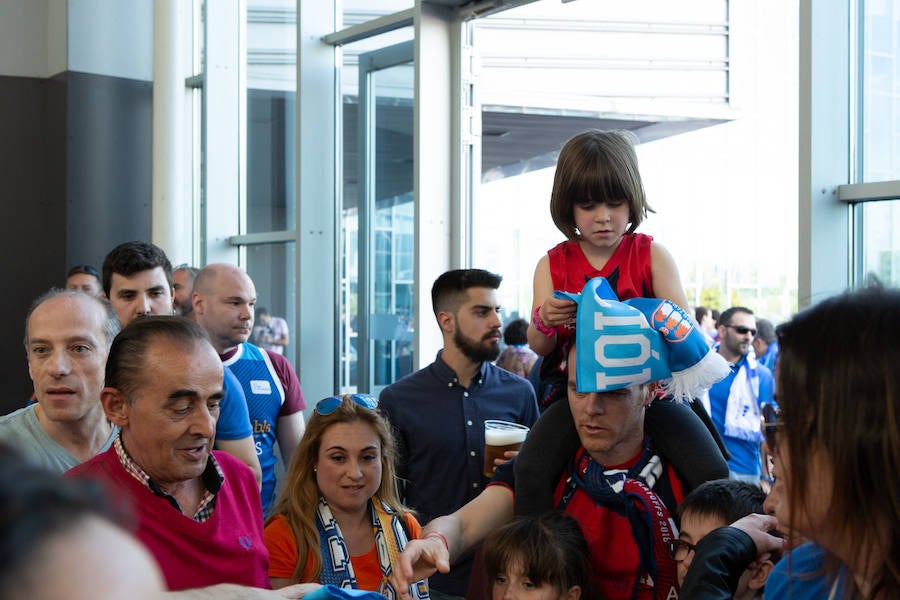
[681,285,900,599]
[264,394,430,599]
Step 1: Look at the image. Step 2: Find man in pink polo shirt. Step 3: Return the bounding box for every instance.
[67,316,270,592]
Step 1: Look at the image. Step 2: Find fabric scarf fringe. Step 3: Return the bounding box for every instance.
[660,348,731,403]
[723,353,764,443]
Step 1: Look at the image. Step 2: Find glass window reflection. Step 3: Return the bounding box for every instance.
[247,0,296,234]
[858,200,900,287]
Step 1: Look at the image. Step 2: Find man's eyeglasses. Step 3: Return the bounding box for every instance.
[315,393,378,416]
[726,324,757,336]
[761,403,781,452]
[668,539,696,562]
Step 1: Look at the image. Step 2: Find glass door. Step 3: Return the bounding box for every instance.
[342,41,414,394]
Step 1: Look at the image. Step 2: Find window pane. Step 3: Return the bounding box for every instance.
[863,1,900,181]
[342,0,413,29]
[858,199,900,286]
[472,0,799,325]
[372,200,415,387]
[247,0,296,233]
[245,242,297,367]
[339,31,414,394]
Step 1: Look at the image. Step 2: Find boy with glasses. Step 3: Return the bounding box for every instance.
[672,479,777,599]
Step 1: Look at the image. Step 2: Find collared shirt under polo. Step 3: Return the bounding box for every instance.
[114,435,223,522]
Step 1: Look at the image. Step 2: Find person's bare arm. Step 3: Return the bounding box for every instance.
[276,411,306,467]
[650,242,690,312]
[527,256,577,356]
[391,485,514,599]
[270,577,294,590]
[215,436,262,490]
[165,583,321,599]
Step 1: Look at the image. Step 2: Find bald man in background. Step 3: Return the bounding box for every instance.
[193,263,306,515]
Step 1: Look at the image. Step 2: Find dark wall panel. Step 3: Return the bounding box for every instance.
[66,71,153,265]
[0,75,67,412]
[0,71,152,415]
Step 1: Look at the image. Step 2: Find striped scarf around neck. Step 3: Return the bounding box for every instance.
[558,441,679,600]
[314,497,430,600]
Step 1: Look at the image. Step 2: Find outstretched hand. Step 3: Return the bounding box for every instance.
[390,537,451,600]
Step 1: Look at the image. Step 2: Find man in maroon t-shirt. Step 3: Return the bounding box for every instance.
[193,263,306,514]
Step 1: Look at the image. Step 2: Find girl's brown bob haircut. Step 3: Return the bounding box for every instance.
[550,129,653,240]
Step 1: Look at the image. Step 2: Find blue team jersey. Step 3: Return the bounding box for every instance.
[216,367,253,441]
[223,343,286,514]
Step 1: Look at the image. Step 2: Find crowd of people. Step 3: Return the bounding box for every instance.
[1,129,896,600]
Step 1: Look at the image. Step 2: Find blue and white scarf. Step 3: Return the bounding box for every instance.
[722,353,764,443]
[315,497,430,600]
[557,441,679,600]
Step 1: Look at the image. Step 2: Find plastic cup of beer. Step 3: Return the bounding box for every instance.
[483,420,529,478]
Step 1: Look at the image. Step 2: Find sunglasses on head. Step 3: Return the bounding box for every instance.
[315,393,378,416]
[726,324,757,336]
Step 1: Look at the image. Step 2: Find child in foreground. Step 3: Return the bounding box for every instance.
[675,479,776,599]
[483,511,591,600]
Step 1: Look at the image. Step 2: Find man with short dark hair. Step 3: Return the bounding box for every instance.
[0,442,166,600]
[379,268,539,599]
[0,290,119,472]
[706,307,775,485]
[4,438,303,599]
[102,241,174,325]
[694,305,716,345]
[101,241,262,487]
[173,264,200,318]
[193,263,306,515]
[66,264,104,297]
[66,317,269,591]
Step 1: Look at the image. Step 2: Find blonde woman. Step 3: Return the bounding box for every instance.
[264,394,430,599]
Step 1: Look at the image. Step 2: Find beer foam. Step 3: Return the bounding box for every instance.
[485,426,528,446]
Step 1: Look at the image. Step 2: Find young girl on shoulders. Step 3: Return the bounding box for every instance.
[528,129,688,383]
[515,130,728,517]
